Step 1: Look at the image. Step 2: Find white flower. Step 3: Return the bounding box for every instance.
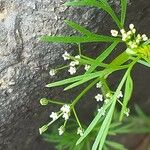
[73,55,80,65]
[120,29,126,34]
[98,107,105,116]
[124,108,130,117]
[122,34,128,41]
[95,94,103,102]
[49,69,56,76]
[137,34,141,39]
[142,34,148,41]
[84,65,90,71]
[70,61,77,67]
[68,66,76,75]
[50,112,58,120]
[127,31,132,36]
[60,104,70,114]
[129,24,134,30]
[75,55,80,59]
[132,28,136,34]
[62,113,70,120]
[77,127,84,136]
[96,82,102,88]
[58,126,65,135]
[111,30,118,37]
[117,91,123,99]
[62,51,70,60]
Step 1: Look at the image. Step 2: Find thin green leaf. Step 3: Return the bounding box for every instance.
[76,100,113,145]
[92,67,134,150]
[87,42,119,73]
[97,102,116,150]
[97,0,122,28]
[64,0,96,7]
[138,60,150,67]
[41,35,121,43]
[64,69,112,90]
[121,0,127,26]
[119,73,133,121]
[143,39,150,45]
[65,0,122,28]
[46,70,108,88]
[64,20,95,36]
[105,141,127,150]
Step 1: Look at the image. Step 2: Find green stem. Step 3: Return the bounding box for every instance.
[56,65,70,71]
[78,43,81,55]
[47,99,65,105]
[71,78,100,107]
[72,107,82,128]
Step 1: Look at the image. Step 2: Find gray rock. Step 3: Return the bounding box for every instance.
[0,0,107,149]
[0,0,150,150]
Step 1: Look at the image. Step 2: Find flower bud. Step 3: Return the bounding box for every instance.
[40,98,49,106]
[39,124,48,134]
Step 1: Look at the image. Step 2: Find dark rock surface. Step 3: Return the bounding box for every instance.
[0,0,150,150]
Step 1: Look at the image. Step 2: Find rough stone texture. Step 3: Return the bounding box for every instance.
[0,0,107,150]
[0,0,150,150]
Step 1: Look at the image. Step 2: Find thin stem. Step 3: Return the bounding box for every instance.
[72,107,82,128]
[47,113,63,126]
[81,55,94,61]
[47,99,65,105]
[78,43,81,55]
[71,77,100,107]
[56,65,70,71]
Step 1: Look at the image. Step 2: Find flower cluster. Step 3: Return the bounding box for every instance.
[111,24,149,55]
[77,127,84,136]
[60,104,71,120]
[95,93,103,102]
[39,104,71,135]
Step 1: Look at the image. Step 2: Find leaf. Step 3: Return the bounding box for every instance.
[41,35,121,43]
[64,0,97,7]
[76,100,113,145]
[143,39,150,45]
[105,141,127,150]
[46,70,108,88]
[64,69,112,90]
[109,51,130,67]
[87,42,119,73]
[96,101,116,150]
[119,72,133,121]
[138,60,150,67]
[64,20,95,36]
[92,67,133,150]
[64,42,118,91]
[65,0,122,28]
[97,0,122,28]
[121,0,127,26]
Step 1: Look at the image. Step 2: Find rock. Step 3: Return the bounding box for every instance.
[0,0,150,150]
[0,0,107,150]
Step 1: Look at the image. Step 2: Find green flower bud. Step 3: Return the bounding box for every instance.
[39,124,48,134]
[40,98,49,105]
